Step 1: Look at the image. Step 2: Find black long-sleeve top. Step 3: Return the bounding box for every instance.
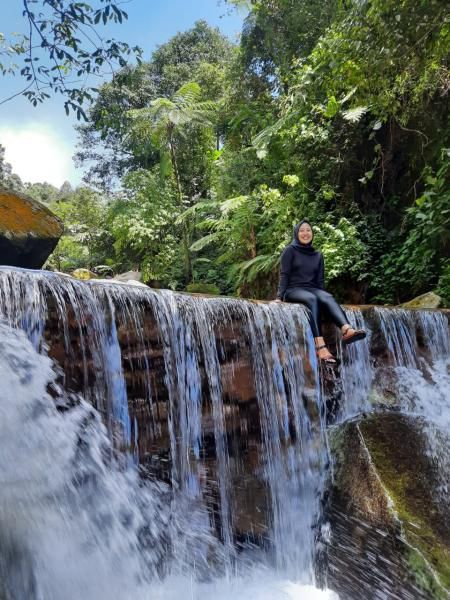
[276,245,325,299]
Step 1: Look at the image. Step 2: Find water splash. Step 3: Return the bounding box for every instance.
[0,267,330,594]
[0,322,167,600]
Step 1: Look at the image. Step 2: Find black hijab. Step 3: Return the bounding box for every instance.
[290,219,317,255]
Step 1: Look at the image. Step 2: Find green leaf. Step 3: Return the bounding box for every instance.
[324,95,339,118]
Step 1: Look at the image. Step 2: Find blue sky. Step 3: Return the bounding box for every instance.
[0,0,245,187]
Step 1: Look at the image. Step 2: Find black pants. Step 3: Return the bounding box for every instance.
[284,287,348,337]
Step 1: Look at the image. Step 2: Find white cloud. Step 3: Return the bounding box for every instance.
[0,123,81,188]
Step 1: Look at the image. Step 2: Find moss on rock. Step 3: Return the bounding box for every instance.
[360,415,450,594]
[0,187,63,268]
[0,188,63,238]
[326,414,450,599]
[399,292,442,309]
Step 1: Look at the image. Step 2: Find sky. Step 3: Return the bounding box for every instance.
[0,0,245,188]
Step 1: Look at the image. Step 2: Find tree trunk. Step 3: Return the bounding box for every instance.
[168,129,192,283]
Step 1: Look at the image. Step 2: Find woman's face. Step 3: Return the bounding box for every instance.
[298,223,313,245]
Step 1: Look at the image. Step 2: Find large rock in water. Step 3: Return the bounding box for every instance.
[0,187,63,269]
[323,414,450,599]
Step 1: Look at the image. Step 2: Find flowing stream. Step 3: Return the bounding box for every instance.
[0,267,448,599]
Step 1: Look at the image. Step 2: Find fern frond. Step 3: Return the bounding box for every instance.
[236,253,279,283]
[176,201,220,224]
[252,112,292,150]
[342,105,368,123]
[189,232,222,252]
[220,195,248,214]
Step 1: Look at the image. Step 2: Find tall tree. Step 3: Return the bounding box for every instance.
[75,21,233,188]
[128,82,217,281]
[0,144,23,191]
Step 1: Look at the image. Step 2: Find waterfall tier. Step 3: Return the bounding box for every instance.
[0,267,448,599]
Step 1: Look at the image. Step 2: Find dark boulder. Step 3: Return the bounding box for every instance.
[0,187,63,269]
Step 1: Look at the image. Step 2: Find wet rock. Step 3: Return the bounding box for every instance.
[0,187,63,269]
[324,414,450,599]
[114,270,142,283]
[400,292,442,309]
[71,268,98,280]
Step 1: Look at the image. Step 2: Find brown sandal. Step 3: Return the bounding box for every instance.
[342,325,367,345]
[316,344,337,364]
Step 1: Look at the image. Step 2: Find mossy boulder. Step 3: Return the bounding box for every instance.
[400,292,442,309]
[324,414,449,599]
[71,268,98,280]
[0,187,63,269]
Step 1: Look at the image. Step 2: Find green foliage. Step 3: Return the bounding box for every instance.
[186,282,220,295]
[108,168,183,288]
[188,178,368,297]
[371,151,450,303]
[128,81,219,282]
[150,20,233,97]
[0,144,23,191]
[229,0,450,300]
[34,2,449,303]
[237,0,339,91]
[75,21,232,188]
[313,219,368,282]
[47,187,112,271]
[25,181,66,205]
[436,263,450,308]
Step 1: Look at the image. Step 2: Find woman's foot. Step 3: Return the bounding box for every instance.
[341,325,367,345]
[316,343,336,364]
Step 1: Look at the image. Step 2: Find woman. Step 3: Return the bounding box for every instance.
[274,219,366,364]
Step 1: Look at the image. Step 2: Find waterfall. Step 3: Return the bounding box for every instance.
[241,301,327,580]
[336,308,372,419]
[0,267,448,599]
[0,267,338,599]
[373,307,450,424]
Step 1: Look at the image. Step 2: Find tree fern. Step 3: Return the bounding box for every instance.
[235,253,279,283]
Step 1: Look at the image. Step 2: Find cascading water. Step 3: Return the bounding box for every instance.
[324,305,450,600]
[0,267,448,599]
[0,267,337,599]
[373,307,450,423]
[336,308,372,419]
[240,301,327,580]
[0,323,167,600]
[373,307,450,517]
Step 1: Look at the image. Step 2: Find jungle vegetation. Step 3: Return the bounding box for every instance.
[1,1,449,304]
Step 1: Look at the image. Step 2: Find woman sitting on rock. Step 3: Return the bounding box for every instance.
[274,219,366,364]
